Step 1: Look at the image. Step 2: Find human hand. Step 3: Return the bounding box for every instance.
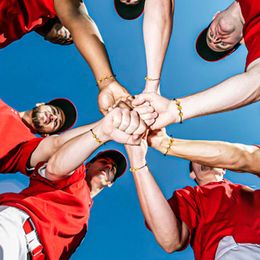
[45,22,73,45]
[100,107,147,145]
[147,128,169,153]
[125,138,148,168]
[98,81,131,115]
[132,93,177,130]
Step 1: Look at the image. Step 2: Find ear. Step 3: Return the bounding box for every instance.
[189,170,196,180]
[36,102,45,107]
[107,182,114,188]
[212,11,221,20]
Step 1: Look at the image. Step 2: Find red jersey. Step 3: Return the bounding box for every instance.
[0,0,56,48]
[237,0,260,69]
[0,163,92,260]
[168,180,260,260]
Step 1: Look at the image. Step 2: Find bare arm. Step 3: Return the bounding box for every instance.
[181,60,260,120]
[30,121,100,168]
[133,60,260,129]
[143,0,174,93]
[125,141,189,253]
[149,130,260,175]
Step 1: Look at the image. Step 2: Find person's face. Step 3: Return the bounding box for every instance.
[31,104,65,134]
[88,158,118,188]
[189,162,225,184]
[45,23,73,45]
[206,12,243,52]
[120,0,141,5]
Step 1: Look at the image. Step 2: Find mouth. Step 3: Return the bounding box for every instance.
[44,112,51,124]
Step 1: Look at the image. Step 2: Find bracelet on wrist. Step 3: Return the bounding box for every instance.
[130,163,148,174]
[144,76,160,82]
[90,129,103,145]
[164,137,174,156]
[173,98,183,124]
[96,74,116,86]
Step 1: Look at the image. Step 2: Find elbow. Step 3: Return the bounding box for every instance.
[161,241,183,254]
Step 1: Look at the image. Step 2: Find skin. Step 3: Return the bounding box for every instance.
[19,104,66,135]
[126,138,227,253]
[147,129,260,175]
[206,2,244,52]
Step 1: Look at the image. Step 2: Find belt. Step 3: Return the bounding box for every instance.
[23,218,45,260]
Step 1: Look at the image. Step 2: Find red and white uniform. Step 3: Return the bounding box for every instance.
[0,0,56,48]
[0,163,92,259]
[168,180,260,260]
[237,0,260,69]
[0,99,43,174]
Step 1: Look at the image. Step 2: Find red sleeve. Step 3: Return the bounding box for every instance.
[0,138,43,175]
[167,187,199,251]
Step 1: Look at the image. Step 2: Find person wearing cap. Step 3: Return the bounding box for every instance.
[125,138,260,259]
[1,0,132,114]
[114,0,174,93]
[131,0,259,124]
[147,129,260,176]
[0,98,77,174]
[0,106,148,259]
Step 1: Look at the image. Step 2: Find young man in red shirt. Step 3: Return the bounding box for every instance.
[132,0,259,125]
[0,98,77,174]
[126,139,260,260]
[0,106,148,259]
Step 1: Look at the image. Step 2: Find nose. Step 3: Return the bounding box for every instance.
[50,113,58,122]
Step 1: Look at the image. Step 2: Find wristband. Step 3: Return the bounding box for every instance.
[164,137,174,156]
[96,74,116,86]
[173,98,183,124]
[144,76,160,82]
[90,129,103,145]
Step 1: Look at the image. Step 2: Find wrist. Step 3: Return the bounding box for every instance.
[168,99,181,124]
[98,77,117,90]
[92,124,111,143]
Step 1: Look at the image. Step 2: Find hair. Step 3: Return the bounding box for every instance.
[189,161,193,173]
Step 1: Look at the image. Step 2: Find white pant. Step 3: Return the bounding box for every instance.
[0,206,29,260]
[215,236,260,260]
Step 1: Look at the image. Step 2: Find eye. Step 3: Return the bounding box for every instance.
[220,42,227,47]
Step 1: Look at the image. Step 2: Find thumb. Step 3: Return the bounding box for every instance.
[132,94,151,106]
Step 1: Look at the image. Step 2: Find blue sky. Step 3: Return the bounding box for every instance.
[0,0,259,259]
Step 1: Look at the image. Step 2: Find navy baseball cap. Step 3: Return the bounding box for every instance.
[88,150,127,182]
[196,25,241,62]
[114,0,145,20]
[47,98,77,134]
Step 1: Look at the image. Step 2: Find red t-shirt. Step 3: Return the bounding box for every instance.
[237,0,260,69]
[168,180,260,260]
[0,163,92,260]
[0,137,43,175]
[0,0,56,48]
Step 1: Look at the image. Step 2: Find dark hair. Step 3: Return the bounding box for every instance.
[189,161,193,172]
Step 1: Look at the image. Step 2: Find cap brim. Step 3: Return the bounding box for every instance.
[114,0,145,20]
[89,150,127,181]
[48,98,77,134]
[196,26,240,62]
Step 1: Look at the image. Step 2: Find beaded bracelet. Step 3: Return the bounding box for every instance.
[130,163,148,173]
[164,137,174,156]
[173,98,183,124]
[96,74,116,86]
[90,129,103,145]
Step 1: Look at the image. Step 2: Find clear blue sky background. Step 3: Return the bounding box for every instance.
[0,0,259,259]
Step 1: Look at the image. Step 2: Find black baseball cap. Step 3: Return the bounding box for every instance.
[88,150,127,182]
[196,25,241,62]
[114,0,145,20]
[47,98,77,134]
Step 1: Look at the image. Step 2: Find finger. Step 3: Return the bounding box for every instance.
[133,105,155,114]
[144,118,156,127]
[117,101,133,110]
[133,117,147,136]
[111,108,122,128]
[118,109,131,131]
[132,94,154,107]
[125,110,140,134]
[139,112,158,121]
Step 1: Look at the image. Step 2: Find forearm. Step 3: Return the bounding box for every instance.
[156,137,260,174]
[46,123,110,180]
[180,68,260,121]
[54,0,114,89]
[143,0,174,92]
[129,156,183,252]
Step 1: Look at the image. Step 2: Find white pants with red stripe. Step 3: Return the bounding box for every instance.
[0,206,30,260]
